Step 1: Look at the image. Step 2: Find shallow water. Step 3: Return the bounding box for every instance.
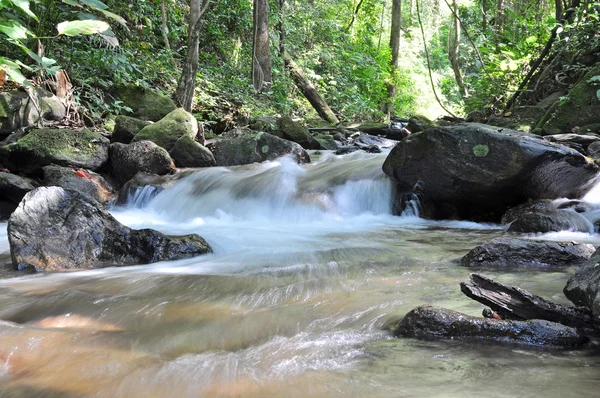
[0,152,599,397]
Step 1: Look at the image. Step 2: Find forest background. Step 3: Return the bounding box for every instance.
[1,0,599,129]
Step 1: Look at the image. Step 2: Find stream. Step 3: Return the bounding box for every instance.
[1,151,600,397]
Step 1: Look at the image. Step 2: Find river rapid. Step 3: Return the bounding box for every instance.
[1,151,600,397]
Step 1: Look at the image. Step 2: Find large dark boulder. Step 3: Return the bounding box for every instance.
[132,108,198,151]
[460,238,595,269]
[502,200,592,233]
[43,165,114,205]
[382,123,599,221]
[0,128,110,175]
[564,249,600,322]
[0,172,36,220]
[169,135,216,168]
[109,141,175,185]
[387,305,587,347]
[8,187,211,272]
[207,132,310,166]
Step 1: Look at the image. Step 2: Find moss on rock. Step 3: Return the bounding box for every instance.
[115,86,177,122]
[132,108,198,151]
[112,115,152,144]
[169,135,216,168]
[277,116,320,149]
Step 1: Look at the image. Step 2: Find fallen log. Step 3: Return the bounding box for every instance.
[460,273,595,331]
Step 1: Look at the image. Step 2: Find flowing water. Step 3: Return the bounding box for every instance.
[1,151,600,397]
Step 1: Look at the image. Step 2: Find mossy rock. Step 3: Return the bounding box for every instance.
[538,65,600,135]
[277,116,320,149]
[112,115,152,144]
[0,128,110,175]
[115,86,177,122]
[407,115,435,133]
[315,134,338,150]
[207,132,310,166]
[109,141,175,185]
[169,135,216,168]
[132,108,198,151]
[249,117,278,132]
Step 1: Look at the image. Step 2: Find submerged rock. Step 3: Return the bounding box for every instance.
[502,200,592,233]
[382,123,599,221]
[109,141,175,185]
[460,238,595,269]
[132,108,198,151]
[564,248,600,322]
[388,305,587,347]
[8,187,211,272]
[43,165,114,205]
[0,172,36,220]
[0,128,110,175]
[207,132,310,166]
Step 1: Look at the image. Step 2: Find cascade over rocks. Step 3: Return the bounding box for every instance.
[132,108,199,152]
[207,132,310,166]
[43,165,114,205]
[382,123,599,221]
[115,172,184,206]
[460,237,595,269]
[0,172,36,220]
[109,141,175,185]
[502,200,592,233]
[8,187,212,272]
[0,128,110,175]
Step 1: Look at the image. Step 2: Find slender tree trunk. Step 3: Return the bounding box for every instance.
[386,0,402,116]
[377,0,387,51]
[252,0,272,92]
[161,0,175,65]
[283,51,339,124]
[555,0,563,20]
[496,0,505,38]
[482,0,488,33]
[278,0,285,56]
[175,0,211,112]
[448,0,467,97]
[346,0,365,32]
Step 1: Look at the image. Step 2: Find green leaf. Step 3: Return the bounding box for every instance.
[98,9,127,28]
[0,56,30,86]
[0,20,30,40]
[61,0,79,5]
[57,20,110,36]
[78,0,108,10]
[587,75,600,84]
[9,0,37,19]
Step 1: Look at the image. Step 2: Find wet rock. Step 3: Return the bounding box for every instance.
[353,134,397,150]
[545,133,600,148]
[460,238,595,269]
[132,108,198,152]
[335,146,360,155]
[0,172,36,220]
[207,132,310,166]
[502,200,591,233]
[315,134,338,150]
[111,116,152,144]
[564,248,600,321]
[388,305,587,347]
[8,186,212,272]
[382,123,599,222]
[43,165,114,205]
[115,172,182,206]
[169,135,216,168]
[276,116,320,150]
[0,128,110,175]
[113,86,176,122]
[109,141,175,185]
[0,88,66,133]
[588,141,600,161]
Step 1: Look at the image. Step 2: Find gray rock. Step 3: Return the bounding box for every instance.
[109,141,175,185]
[387,305,587,347]
[564,249,600,321]
[112,116,152,144]
[43,165,114,205]
[382,123,599,221]
[315,134,338,150]
[502,200,592,233]
[353,134,397,150]
[0,88,66,133]
[169,135,216,168]
[8,187,211,272]
[460,238,595,268]
[0,128,110,175]
[207,132,310,166]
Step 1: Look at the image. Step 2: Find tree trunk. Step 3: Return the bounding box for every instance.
[460,274,595,331]
[161,0,175,65]
[385,0,402,116]
[278,0,285,56]
[555,0,563,20]
[283,51,339,124]
[252,0,272,92]
[448,0,467,97]
[175,0,211,112]
[482,0,487,33]
[346,0,365,33]
[496,0,505,37]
